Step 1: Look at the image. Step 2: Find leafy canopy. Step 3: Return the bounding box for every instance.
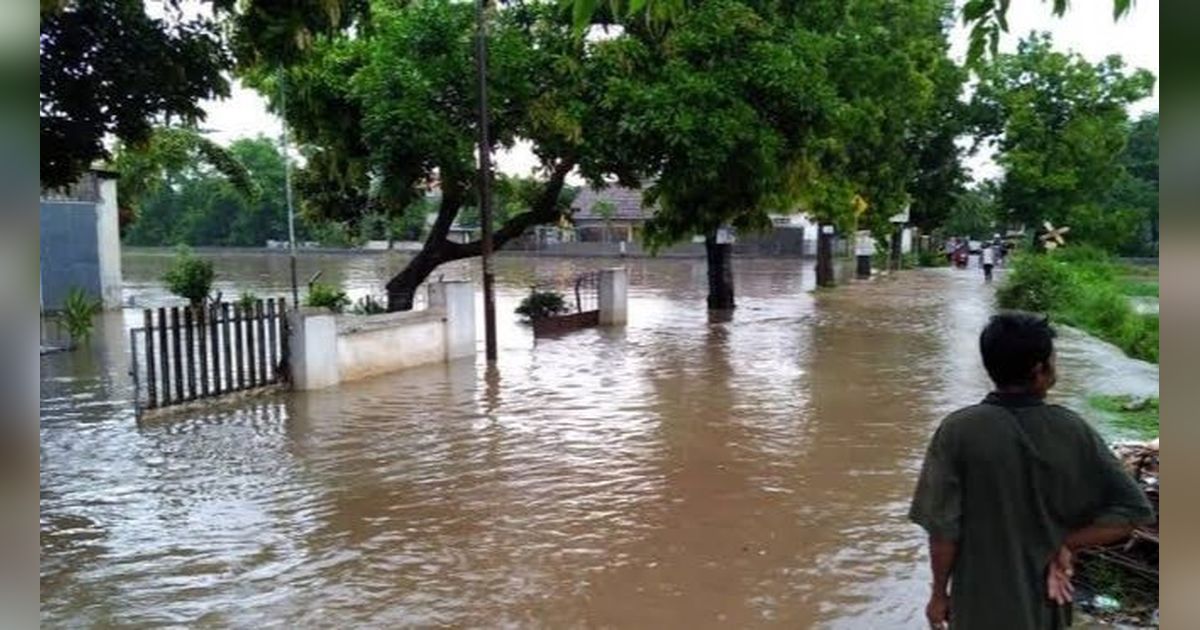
[970,33,1154,248]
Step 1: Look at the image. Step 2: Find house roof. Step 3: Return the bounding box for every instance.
[571,185,658,222]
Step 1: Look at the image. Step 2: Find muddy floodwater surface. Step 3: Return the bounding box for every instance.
[40,249,1159,627]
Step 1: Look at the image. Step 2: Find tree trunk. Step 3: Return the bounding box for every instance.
[383,159,576,312]
[705,233,735,310]
[816,224,835,288]
[891,226,903,271]
[386,245,445,311]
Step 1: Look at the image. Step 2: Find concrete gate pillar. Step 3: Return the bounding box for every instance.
[598,268,628,326]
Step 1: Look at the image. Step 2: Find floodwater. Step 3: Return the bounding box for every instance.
[41,249,1159,628]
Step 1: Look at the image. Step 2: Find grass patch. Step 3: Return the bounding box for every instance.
[1119,278,1159,297]
[996,247,1159,363]
[1087,394,1159,438]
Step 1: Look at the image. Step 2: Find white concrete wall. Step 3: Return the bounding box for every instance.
[336,311,445,382]
[95,176,123,309]
[288,281,476,390]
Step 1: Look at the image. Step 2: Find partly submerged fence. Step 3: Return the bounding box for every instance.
[129,298,289,414]
[530,270,603,336]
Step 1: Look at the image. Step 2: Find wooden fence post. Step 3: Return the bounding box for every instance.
[256,300,267,387]
[170,307,183,401]
[143,309,157,409]
[234,303,245,390]
[222,303,233,392]
[184,307,196,400]
[198,306,209,398]
[266,299,278,383]
[158,307,170,406]
[278,298,290,385]
[208,304,221,396]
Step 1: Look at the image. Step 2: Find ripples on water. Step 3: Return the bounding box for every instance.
[41,251,1158,627]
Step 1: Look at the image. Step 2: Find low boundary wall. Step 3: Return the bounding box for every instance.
[288,281,476,390]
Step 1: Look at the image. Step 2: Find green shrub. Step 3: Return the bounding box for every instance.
[515,290,568,321]
[1051,243,1112,266]
[917,248,947,268]
[1119,279,1158,297]
[351,295,387,315]
[237,291,260,311]
[995,253,1076,313]
[163,246,215,307]
[58,287,101,347]
[305,281,350,313]
[996,251,1158,363]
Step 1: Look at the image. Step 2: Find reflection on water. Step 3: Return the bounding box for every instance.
[41,249,1158,627]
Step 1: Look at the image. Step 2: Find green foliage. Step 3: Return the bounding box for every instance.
[116,126,255,217]
[958,0,1133,67]
[1088,394,1158,439]
[163,246,216,307]
[307,220,358,248]
[970,33,1155,251]
[997,251,1158,363]
[58,287,101,347]
[616,0,962,248]
[917,248,948,268]
[515,290,569,321]
[237,291,260,311]
[122,135,313,247]
[244,0,600,242]
[569,1,1135,69]
[944,184,1000,239]
[1120,280,1158,298]
[995,253,1076,314]
[305,282,350,313]
[351,295,387,315]
[40,0,230,189]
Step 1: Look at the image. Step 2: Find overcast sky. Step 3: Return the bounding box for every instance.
[199,1,1159,182]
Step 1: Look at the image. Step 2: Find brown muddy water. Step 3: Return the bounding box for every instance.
[40,249,1158,627]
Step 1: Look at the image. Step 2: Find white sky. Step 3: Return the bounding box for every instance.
[199,0,1159,181]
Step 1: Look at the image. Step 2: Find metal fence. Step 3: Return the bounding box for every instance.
[129,298,289,415]
[529,271,602,336]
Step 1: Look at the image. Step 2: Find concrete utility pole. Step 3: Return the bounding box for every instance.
[475,0,498,362]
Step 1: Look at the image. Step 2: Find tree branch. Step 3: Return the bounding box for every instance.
[442,159,575,260]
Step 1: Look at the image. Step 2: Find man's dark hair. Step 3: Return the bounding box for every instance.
[979,312,1056,387]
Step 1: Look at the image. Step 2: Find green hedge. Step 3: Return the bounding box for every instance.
[996,248,1158,363]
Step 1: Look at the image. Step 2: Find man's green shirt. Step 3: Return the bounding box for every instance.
[909,393,1154,629]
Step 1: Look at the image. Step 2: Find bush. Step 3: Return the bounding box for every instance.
[58,287,101,347]
[351,295,387,315]
[995,253,1076,313]
[515,290,568,321]
[996,250,1158,363]
[237,291,260,311]
[917,248,948,268]
[163,246,215,307]
[305,281,350,313]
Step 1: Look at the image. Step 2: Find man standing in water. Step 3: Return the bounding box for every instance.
[909,313,1153,629]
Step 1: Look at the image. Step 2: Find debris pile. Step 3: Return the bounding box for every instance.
[1076,438,1159,626]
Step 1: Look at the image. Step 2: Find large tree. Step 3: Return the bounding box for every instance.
[244,0,641,310]
[39,0,365,189]
[569,0,1135,65]
[615,0,961,294]
[970,32,1154,244]
[120,134,307,247]
[40,0,228,188]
